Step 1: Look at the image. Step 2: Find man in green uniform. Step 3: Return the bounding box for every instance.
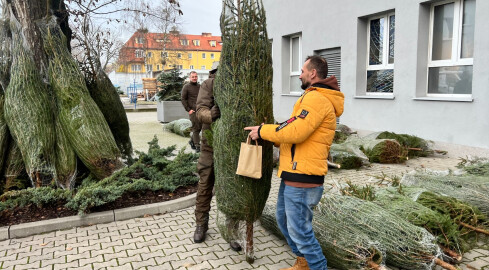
[193,66,241,252]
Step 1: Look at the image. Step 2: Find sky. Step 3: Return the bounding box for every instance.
[177,0,222,36]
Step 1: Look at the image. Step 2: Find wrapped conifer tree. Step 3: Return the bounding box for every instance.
[213,0,274,263]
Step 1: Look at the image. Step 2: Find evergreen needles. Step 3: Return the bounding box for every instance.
[213,0,274,262]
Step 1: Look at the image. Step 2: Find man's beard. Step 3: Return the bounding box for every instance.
[301,80,310,90]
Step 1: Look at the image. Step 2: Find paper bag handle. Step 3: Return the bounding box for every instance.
[246,134,258,146]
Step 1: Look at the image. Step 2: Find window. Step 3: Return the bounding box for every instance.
[289,35,301,93]
[428,0,474,95]
[209,40,216,47]
[161,51,168,58]
[135,37,144,44]
[201,65,205,70]
[135,49,144,58]
[210,53,215,59]
[157,65,160,71]
[190,65,194,69]
[188,53,193,59]
[180,39,189,46]
[177,65,183,69]
[202,53,206,59]
[177,53,182,59]
[131,64,141,72]
[366,13,395,94]
[146,64,152,72]
[193,40,200,46]
[147,52,152,58]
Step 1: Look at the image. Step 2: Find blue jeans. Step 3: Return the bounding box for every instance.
[276,180,327,270]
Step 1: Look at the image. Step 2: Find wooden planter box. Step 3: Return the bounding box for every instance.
[157,101,189,123]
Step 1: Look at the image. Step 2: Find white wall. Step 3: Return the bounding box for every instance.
[263,0,489,149]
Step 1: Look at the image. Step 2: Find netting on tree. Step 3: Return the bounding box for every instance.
[317,194,441,270]
[260,204,386,270]
[213,0,274,262]
[329,143,370,169]
[38,18,122,180]
[401,171,489,216]
[165,119,192,137]
[4,15,57,187]
[396,186,489,244]
[373,187,464,254]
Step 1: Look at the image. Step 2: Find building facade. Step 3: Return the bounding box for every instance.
[111,31,222,91]
[262,0,488,148]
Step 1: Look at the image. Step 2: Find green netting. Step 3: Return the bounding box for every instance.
[374,187,464,253]
[4,17,57,187]
[375,131,433,157]
[0,94,9,174]
[399,186,489,247]
[164,118,192,137]
[38,18,122,180]
[54,120,76,190]
[333,124,355,144]
[213,0,274,262]
[329,143,369,169]
[3,141,29,192]
[260,204,386,270]
[457,157,489,177]
[317,194,441,270]
[86,71,133,160]
[0,18,11,90]
[344,136,405,164]
[401,171,489,216]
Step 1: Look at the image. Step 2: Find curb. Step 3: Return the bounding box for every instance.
[124,108,157,112]
[0,193,196,241]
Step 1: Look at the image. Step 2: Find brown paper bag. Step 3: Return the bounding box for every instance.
[236,135,262,179]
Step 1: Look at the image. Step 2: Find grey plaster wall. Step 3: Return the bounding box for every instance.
[262,0,489,149]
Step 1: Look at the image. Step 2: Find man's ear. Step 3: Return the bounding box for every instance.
[311,69,317,79]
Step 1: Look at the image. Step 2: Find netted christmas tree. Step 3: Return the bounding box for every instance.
[213,0,274,263]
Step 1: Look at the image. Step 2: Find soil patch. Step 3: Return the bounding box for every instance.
[0,183,197,227]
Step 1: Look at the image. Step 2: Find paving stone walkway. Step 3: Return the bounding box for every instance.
[1,111,488,270]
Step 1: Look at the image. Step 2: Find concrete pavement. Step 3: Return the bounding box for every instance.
[1,111,489,270]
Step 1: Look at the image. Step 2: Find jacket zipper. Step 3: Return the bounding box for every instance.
[291,144,297,170]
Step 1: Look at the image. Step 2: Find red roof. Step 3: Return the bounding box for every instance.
[123,31,222,52]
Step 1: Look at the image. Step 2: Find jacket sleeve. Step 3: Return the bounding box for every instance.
[196,79,217,124]
[181,84,190,111]
[259,93,332,144]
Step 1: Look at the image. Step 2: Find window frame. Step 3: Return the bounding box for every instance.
[188,53,192,59]
[289,34,302,95]
[193,40,200,46]
[427,0,474,97]
[177,53,182,59]
[210,53,215,59]
[190,65,194,69]
[131,64,141,72]
[202,53,206,59]
[146,64,152,72]
[135,49,144,58]
[366,12,395,96]
[201,65,205,70]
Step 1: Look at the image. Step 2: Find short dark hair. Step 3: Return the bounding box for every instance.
[306,55,328,79]
[190,71,197,75]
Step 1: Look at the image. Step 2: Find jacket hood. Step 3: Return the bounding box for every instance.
[307,76,344,117]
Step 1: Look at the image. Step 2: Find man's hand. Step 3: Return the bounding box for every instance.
[244,123,264,140]
[189,110,195,115]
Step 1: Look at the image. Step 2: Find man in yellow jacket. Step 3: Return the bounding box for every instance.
[245,55,344,270]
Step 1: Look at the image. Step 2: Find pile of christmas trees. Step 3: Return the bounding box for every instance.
[330,125,438,169]
[261,159,489,269]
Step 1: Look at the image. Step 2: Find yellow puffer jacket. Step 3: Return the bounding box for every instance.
[259,78,344,184]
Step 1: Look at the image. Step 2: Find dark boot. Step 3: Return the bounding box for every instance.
[193,223,208,243]
[229,241,242,252]
[189,140,196,150]
[196,146,201,153]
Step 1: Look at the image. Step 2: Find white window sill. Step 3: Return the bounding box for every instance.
[281,93,303,97]
[354,95,395,100]
[413,97,473,102]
